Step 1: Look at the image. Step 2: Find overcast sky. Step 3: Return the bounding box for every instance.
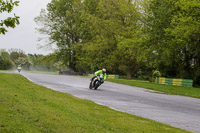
[0,0,52,55]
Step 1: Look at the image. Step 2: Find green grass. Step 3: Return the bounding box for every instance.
[0,69,21,71]
[0,73,190,133]
[107,79,200,98]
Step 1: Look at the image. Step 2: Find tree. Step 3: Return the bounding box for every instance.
[145,0,180,77]
[9,48,26,61]
[9,48,27,67]
[0,49,15,69]
[35,0,148,77]
[75,0,146,77]
[146,0,200,85]
[35,0,82,71]
[165,0,200,83]
[28,53,57,72]
[15,57,32,70]
[0,0,20,34]
[114,0,147,78]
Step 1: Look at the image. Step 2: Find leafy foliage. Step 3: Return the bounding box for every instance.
[0,0,20,34]
[27,53,57,72]
[0,49,58,72]
[35,0,147,76]
[0,50,15,70]
[35,0,82,71]
[146,0,200,85]
[35,0,200,85]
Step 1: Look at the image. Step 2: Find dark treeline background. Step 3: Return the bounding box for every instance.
[34,0,200,85]
[0,49,58,72]
[1,0,200,85]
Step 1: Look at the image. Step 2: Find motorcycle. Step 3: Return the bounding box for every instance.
[17,69,21,73]
[89,74,104,90]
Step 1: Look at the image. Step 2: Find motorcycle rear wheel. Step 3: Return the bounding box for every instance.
[89,82,92,89]
[94,81,99,90]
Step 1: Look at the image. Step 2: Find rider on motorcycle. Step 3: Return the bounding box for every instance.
[90,68,107,86]
[17,65,22,72]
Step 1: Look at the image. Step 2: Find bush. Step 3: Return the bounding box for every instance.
[0,51,15,70]
[152,70,161,82]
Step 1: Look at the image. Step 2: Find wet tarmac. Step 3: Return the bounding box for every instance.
[20,72,200,133]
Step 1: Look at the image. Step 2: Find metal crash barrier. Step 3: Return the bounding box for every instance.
[156,77,193,87]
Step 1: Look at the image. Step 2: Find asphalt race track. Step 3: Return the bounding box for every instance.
[21,73,200,132]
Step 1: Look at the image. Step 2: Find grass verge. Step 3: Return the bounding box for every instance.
[0,73,190,133]
[107,79,200,99]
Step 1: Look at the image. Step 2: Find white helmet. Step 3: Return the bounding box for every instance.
[102,68,106,73]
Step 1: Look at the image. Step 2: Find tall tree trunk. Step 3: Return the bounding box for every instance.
[127,72,132,79]
[184,48,191,78]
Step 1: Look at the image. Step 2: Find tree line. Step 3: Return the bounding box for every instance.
[1,0,199,85]
[35,0,200,85]
[0,49,59,72]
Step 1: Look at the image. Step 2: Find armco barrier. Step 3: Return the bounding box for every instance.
[107,75,119,79]
[173,79,182,86]
[155,77,193,87]
[88,74,119,79]
[182,79,193,87]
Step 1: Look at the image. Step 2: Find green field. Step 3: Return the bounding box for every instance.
[0,73,190,133]
[107,79,200,99]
